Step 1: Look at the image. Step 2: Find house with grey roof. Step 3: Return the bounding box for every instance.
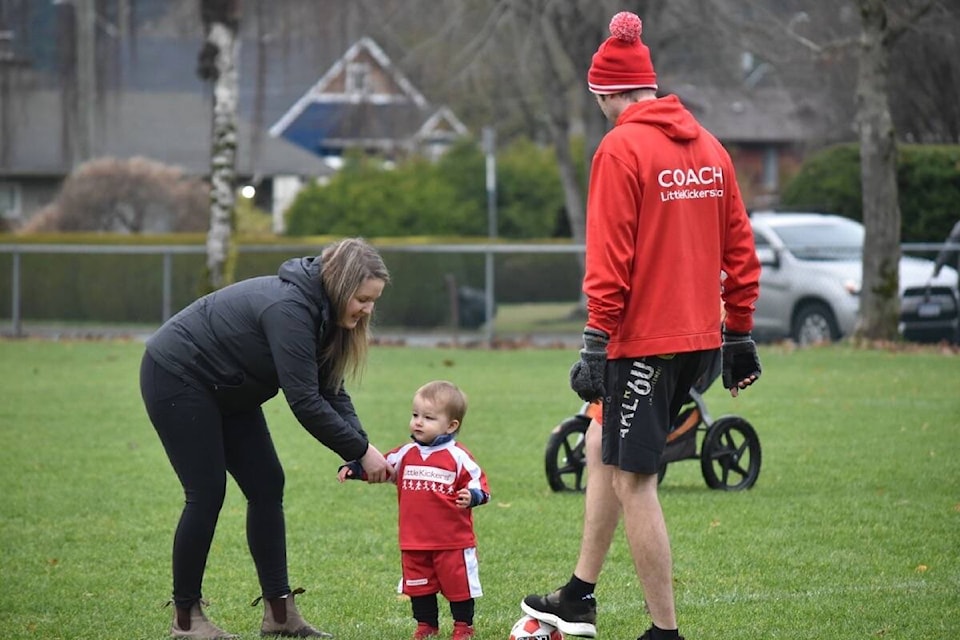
[0,23,468,232]
[668,82,826,209]
[0,0,813,230]
[0,84,333,231]
[269,37,469,166]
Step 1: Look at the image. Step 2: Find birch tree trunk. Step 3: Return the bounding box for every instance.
[854,0,901,341]
[198,0,240,292]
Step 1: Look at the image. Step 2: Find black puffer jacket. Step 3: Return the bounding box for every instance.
[145,256,369,461]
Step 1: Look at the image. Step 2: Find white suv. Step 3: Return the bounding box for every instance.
[749,212,959,345]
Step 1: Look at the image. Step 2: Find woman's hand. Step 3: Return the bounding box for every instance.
[360,444,394,483]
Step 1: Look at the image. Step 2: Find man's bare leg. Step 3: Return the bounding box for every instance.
[612,470,677,630]
[573,419,620,582]
[520,420,620,637]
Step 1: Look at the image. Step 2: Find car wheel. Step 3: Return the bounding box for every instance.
[791,302,840,345]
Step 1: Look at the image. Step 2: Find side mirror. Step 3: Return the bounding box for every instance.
[756,247,779,269]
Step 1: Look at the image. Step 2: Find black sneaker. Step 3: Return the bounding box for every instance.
[637,627,684,640]
[520,589,597,637]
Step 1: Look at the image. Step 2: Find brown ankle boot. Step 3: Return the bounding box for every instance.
[169,600,238,639]
[254,587,333,638]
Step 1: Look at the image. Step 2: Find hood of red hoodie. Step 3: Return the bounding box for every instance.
[615,95,700,141]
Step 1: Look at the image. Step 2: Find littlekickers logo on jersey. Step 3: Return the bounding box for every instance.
[402,465,456,485]
[657,165,725,202]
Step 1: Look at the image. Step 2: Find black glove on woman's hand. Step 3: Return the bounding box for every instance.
[721,329,762,391]
[570,327,609,402]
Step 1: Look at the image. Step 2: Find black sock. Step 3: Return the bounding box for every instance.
[411,594,439,628]
[449,598,474,626]
[562,574,596,601]
[650,624,680,640]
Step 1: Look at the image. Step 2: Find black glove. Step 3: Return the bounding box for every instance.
[570,327,609,402]
[338,460,367,480]
[468,488,489,508]
[721,329,762,391]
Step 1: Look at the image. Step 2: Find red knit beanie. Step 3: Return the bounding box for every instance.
[587,11,658,95]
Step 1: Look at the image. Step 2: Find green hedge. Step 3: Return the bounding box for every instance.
[0,237,583,329]
[780,143,960,242]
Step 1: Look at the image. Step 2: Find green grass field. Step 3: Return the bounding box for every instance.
[0,339,958,639]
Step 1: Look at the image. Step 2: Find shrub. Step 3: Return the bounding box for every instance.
[780,143,960,241]
[897,145,960,242]
[778,144,863,220]
[284,138,565,239]
[19,156,209,234]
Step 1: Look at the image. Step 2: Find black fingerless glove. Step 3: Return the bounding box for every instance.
[569,327,609,402]
[468,488,489,508]
[721,329,762,390]
[338,460,367,480]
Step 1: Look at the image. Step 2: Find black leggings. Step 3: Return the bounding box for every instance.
[411,594,475,626]
[140,352,290,608]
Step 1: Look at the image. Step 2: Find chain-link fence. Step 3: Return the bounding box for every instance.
[0,243,585,343]
[1,241,957,344]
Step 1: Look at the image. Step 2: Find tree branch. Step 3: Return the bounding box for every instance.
[884,0,939,47]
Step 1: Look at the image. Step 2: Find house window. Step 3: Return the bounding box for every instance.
[346,62,370,95]
[762,147,779,191]
[0,182,21,220]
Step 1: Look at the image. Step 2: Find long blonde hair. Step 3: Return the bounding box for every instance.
[319,238,390,386]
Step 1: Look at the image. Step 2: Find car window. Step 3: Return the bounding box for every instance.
[774,220,864,260]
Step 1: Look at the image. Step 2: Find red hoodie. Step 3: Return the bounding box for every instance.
[584,95,760,358]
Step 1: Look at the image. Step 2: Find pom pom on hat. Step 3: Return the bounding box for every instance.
[588,11,658,95]
[609,11,642,42]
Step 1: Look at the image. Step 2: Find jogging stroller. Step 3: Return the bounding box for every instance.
[545,350,761,492]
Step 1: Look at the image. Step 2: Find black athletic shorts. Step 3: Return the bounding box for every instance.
[600,350,713,474]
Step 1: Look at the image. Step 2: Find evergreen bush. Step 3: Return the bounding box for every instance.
[780,143,960,241]
[284,138,565,239]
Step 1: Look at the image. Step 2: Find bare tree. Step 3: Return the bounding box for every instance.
[887,2,960,142]
[481,1,617,252]
[854,0,938,341]
[853,0,900,340]
[719,0,947,341]
[363,0,724,315]
[20,156,208,233]
[197,0,241,291]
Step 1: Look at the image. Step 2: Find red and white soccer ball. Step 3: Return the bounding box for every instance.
[509,615,562,640]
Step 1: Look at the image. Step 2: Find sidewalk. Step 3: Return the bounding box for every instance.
[1,322,581,349]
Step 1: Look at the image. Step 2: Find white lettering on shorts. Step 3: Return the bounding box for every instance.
[619,360,655,438]
[406,578,429,586]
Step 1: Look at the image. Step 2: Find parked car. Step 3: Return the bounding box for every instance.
[748,212,959,345]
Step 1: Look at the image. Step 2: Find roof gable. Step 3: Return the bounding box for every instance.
[271,37,428,137]
[270,37,467,156]
[417,107,470,141]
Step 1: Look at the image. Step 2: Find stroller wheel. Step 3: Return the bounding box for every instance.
[700,416,761,490]
[545,415,590,492]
